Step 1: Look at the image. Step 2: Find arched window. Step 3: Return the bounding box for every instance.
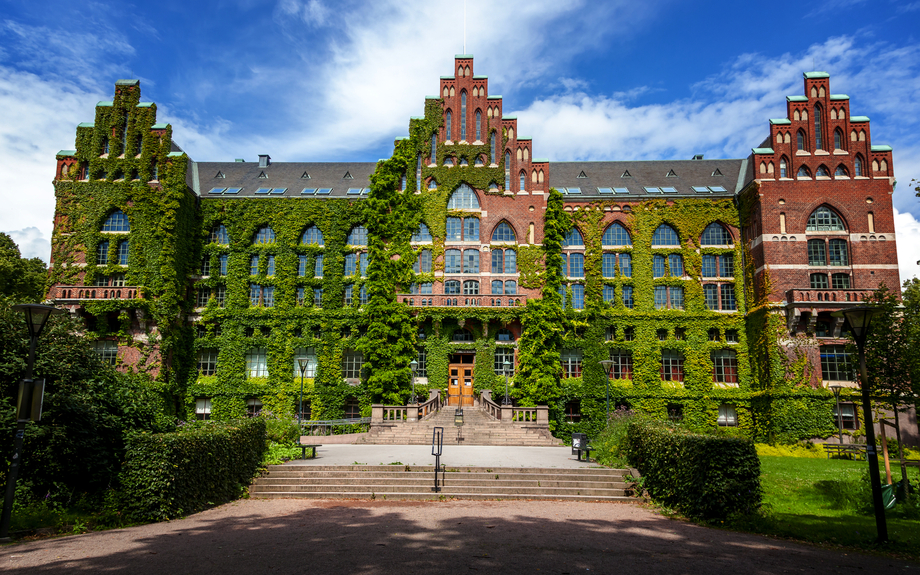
[445,110,452,140]
[416,154,422,191]
[519,171,526,192]
[834,128,843,150]
[476,110,482,141]
[102,210,131,232]
[807,207,845,231]
[492,280,503,294]
[491,222,516,242]
[452,328,473,341]
[651,224,679,246]
[301,225,324,245]
[118,240,129,265]
[562,228,584,247]
[797,165,811,178]
[602,223,632,246]
[780,157,788,178]
[412,223,432,242]
[700,223,732,246]
[346,225,368,245]
[504,151,511,190]
[504,280,517,294]
[430,134,436,164]
[252,226,276,244]
[496,328,514,342]
[460,91,467,141]
[816,165,830,177]
[210,224,228,244]
[834,165,848,177]
[490,132,496,163]
[814,106,823,150]
[797,130,806,151]
[447,184,480,210]
[854,155,864,177]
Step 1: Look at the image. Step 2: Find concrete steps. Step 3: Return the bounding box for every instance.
[250,465,636,502]
[357,407,560,447]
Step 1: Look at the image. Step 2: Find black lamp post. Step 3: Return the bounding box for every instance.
[599,359,614,422]
[833,305,887,543]
[409,359,418,405]
[829,384,844,444]
[297,358,309,427]
[1,304,63,540]
[502,358,512,405]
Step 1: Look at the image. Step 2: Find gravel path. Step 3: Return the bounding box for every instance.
[1,499,914,574]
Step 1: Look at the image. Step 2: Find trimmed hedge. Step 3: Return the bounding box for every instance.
[120,418,266,522]
[625,418,762,520]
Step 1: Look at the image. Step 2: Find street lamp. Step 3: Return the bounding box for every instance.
[829,384,844,444]
[832,305,887,543]
[502,358,512,405]
[409,359,418,405]
[297,358,309,427]
[599,359,614,422]
[1,304,64,541]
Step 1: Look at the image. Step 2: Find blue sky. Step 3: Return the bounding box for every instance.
[1,0,919,280]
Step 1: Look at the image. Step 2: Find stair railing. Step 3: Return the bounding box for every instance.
[477,390,502,420]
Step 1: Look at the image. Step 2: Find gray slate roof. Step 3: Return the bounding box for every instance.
[195,161,378,198]
[549,160,747,198]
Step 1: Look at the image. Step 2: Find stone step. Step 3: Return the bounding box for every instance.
[264,465,626,476]
[250,491,635,502]
[250,484,628,497]
[255,478,631,489]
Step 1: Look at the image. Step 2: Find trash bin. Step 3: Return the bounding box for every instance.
[880,483,897,510]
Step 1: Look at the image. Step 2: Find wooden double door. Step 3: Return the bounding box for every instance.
[448,354,475,407]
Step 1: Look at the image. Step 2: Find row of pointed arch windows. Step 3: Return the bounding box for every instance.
[768,156,866,179]
[442,105,486,143]
[561,222,732,248]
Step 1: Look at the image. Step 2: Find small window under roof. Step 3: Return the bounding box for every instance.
[316,188,332,195]
[215,171,224,179]
[644,187,662,193]
[597,187,613,195]
[343,171,353,179]
[224,188,241,194]
[255,187,271,194]
[270,188,287,194]
[661,187,678,194]
[712,168,723,176]
[709,185,727,192]
[614,187,630,194]
[577,171,588,178]
[347,188,363,195]
[666,169,677,177]
[301,172,311,179]
[208,187,226,194]
[258,171,267,179]
[301,188,317,195]
[692,186,710,193]
[621,170,632,178]
[567,187,582,194]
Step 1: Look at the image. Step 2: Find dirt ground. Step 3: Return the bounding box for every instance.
[0,498,915,574]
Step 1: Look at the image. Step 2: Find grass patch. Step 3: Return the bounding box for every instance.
[732,455,920,557]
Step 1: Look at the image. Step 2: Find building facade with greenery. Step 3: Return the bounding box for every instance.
[46,58,902,441]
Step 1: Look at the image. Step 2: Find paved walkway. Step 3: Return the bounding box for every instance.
[3,499,913,574]
[288,444,594,468]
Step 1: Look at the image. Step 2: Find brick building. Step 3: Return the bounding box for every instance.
[46,57,908,441]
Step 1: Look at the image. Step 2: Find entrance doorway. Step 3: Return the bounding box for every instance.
[448,354,475,407]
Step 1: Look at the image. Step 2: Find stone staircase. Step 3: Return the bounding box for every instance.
[250,465,635,502]
[357,407,559,446]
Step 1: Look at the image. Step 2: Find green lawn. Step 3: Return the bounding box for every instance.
[747,455,920,556]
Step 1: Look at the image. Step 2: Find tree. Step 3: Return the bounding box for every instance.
[0,233,46,303]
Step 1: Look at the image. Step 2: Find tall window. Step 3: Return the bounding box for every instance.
[494,347,515,375]
[622,285,634,308]
[463,280,479,295]
[342,350,363,380]
[253,226,275,244]
[447,184,480,209]
[570,284,585,309]
[491,249,516,273]
[416,154,422,191]
[702,254,733,277]
[431,134,437,164]
[346,225,368,245]
[820,345,851,381]
[561,253,584,277]
[797,130,806,151]
[93,340,118,365]
[314,254,324,277]
[490,132,496,162]
[834,128,843,150]
[562,228,584,247]
[102,210,131,232]
[504,151,511,190]
[721,285,737,310]
[810,273,829,289]
[301,225,324,245]
[828,239,849,266]
[492,222,516,242]
[661,350,684,382]
[195,398,211,420]
[807,207,845,231]
[561,350,583,378]
[814,106,823,150]
[414,249,432,273]
[711,350,738,384]
[608,349,633,380]
[446,110,452,140]
[780,157,788,178]
[97,240,109,265]
[460,91,467,141]
[654,286,684,310]
[293,347,317,378]
[832,273,851,289]
[412,223,433,242]
[444,250,462,274]
[602,253,617,277]
[700,223,732,246]
[210,224,229,244]
[246,348,268,378]
[198,349,218,375]
[651,224,679,246]
[463,249,479,273]
[475,110,482,141]
[446,217,479,241]
[602,223,632,246]
[519,171,526,192]
[808,239,827,266]
[855,155,863,177]
[668,254,684,276]
[718,405,738,427]
[250,255,259,275]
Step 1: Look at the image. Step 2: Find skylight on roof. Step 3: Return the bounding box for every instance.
[692,186,711,193]
[316,188,332,195]
[557,188,567,194]
[614,187,630,194]
[661,187,678,194]
[224,188,241,194]
[567,187,582,194]
[270,188,287,194]
[255,188,271,194]
[644,187,662,193]
[208,187,226,194]
[301,188,316,195]
[597,187,613,195]
[709,186,727,192]
[347,188,363,195]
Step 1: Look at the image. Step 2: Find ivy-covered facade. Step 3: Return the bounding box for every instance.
[46,59,901,441]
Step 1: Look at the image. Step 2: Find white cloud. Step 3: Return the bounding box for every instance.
[5,226,50,264]
[895,207,920,285]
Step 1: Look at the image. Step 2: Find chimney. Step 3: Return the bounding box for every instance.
[258,155,271,168]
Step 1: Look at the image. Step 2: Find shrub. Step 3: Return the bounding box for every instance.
[261,413,300,444]
[592,407,634,468]
[119,418,266,522]
[625,417,762,520]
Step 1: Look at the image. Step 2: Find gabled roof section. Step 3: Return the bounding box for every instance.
[549,160,744,197]
[193,162,378,198]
